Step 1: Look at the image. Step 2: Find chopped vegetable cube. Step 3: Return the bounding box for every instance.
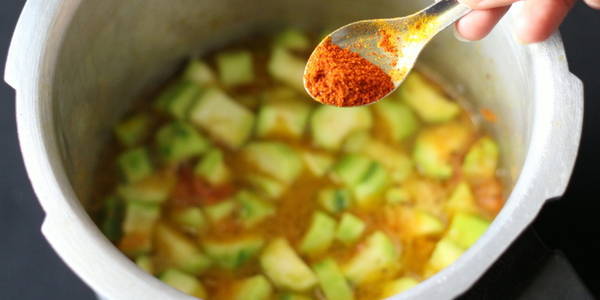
[343,231,399,284]
[336,213,366,245]
[170,207,208,235]
[194,148,230,185]
[462,136,499,182]
[203,236,265,270]
[155,223,212,275]
[182,59,216,86]
[119,201,160,256]
[101,195,123,242]
[318,188,353,214]
[302,151,334,177]
[118,147,153,183]
[160,268,207,298]
[268,47,306,91]
[274,28,311,51]
[413,123,471,179]
[155,121,210,163]
[135,255,154,274]
[399,72,460,123]
[216,50,254,86]
[310,106,373,151]
[190,88,255,149]
[256,89,312,139]
[372,100,419,143]
[233,275,273,300]
[245,174,287,199]
[381,277,419,297]
[236,190,275,228]
[154,81,201,120]
[114,113,152,147]
[312,259,354,300]
[425,238,464,276]
[446,213,490,249]
[204,200,236,223]
[300,211,337,256]
[117,170,176,204]
[261,238,317,291]
[243,141,303,184]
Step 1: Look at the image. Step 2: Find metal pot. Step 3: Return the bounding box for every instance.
[4,0,583,299]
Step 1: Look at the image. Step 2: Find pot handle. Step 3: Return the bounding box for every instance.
[537,72,583,201]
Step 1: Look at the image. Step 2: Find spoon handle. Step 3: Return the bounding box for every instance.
[420,0,472,31]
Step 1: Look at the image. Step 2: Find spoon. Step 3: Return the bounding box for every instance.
[303,0,471,107]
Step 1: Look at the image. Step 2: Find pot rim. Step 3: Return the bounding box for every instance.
[5,1,583,299]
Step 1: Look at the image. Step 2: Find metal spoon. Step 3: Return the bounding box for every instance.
[304,0,471,106]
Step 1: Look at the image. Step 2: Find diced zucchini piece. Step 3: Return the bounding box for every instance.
[343,231,399,284]
[413,123,471,179]
[156,121,211,163]
[312,259,354,300]
[268,47,306,91]
[372,101,419,143]
[117,171,176,204]
[300,211,337,256]
[243,142,303,184]
[381,277,419,297]
[353,162,389,206]
[403,208,445,236]
[274,28,311,51]
[342,130,371,153]
[155,223,212,275]
[160,268,207,299]
[190,88,255,149]
[182,59,216,86]
[204,200,236,223]
[170,207,208,235]
[261,238,318,291]
[361,140,413,183]
[398,72,460,123]
[462,137,499,182]
[425,238,464,275]
[318,188,353,214]
[135,255,154,274]
[154,81,202,120]
[114,113,152,147]
[245,174,287,199]
[203,236,265,269]
[446,213,490,249]
[233,275,273,300]
[216,50,254,87]
[118,147,153,183]
[385,187,410,204]
[302,151,334,177]
[256,91,312,139]
[330,154,372,186]
[101,195,123,242]
[336,213,366,245]
[194,148,230,185]
[279,293,314,300]
[310,106,373,151]
[236,190,275,228]
[118,202,160,256]
[445,182,477,216]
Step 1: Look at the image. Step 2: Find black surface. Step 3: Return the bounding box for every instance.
[1,1,599,300]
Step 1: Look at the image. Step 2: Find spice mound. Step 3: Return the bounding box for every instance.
[304,38,394,107]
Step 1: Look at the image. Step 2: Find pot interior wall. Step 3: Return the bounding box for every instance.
[53,0,531,205]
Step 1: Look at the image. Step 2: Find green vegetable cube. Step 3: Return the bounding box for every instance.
[302,151,334,177]
[170,207,208,235]
[261,238,317,291]
[154,81,202,120]
[399,72,460,123]
[372,100,419,143]
[243,142,303,184]
[462,136,499,182]
[190,88,255,149]
[155,223,212,275]
[343,231,399,284]
[204,200,236,223]
[233,275,273,300]
[268,47,306,91]
[300,211,337,256]
[155,121,210,163]
[216,50,254,87]
[160,268,207,299]
[118,147,153,183]
[312,259,354,300]
[194,148,230,185]
[336,213,366,245]
[330,154,372,186]
[182,59,216,86]
[445,182,477,216]
[310,106,373,151]
[114,113,152,147]
[318,188,353,214]
[117,171,175,204]
[256,89,312,139]
[245,174,287,199]
[236,190,275,228]
[118,202,160,256]
[274,28,311,51]
[385,187,410,204]
[381,277,419,297]
[446,213,490,249]
[425,238,464,276]
[135,255,154,274]
[101,195,123,242]
[203,236,265,270]
[353,162,389,205]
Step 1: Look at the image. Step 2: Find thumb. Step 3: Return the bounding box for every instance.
[459,0,521,9]
[583,0,600,9]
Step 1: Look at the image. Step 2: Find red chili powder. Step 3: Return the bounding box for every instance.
[304,38,395,107]
[378,28,398,55]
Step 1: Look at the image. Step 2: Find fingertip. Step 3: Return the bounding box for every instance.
[454,8,510,41]
[583,0,600,9]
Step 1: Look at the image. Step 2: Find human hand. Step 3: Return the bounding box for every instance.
[455,0,599,43]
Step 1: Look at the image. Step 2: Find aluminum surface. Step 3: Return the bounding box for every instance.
[5,0,583,299]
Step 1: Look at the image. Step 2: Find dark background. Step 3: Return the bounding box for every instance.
[1,1,599,299]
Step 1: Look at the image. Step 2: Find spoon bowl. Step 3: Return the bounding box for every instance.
[304,0,471,106]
